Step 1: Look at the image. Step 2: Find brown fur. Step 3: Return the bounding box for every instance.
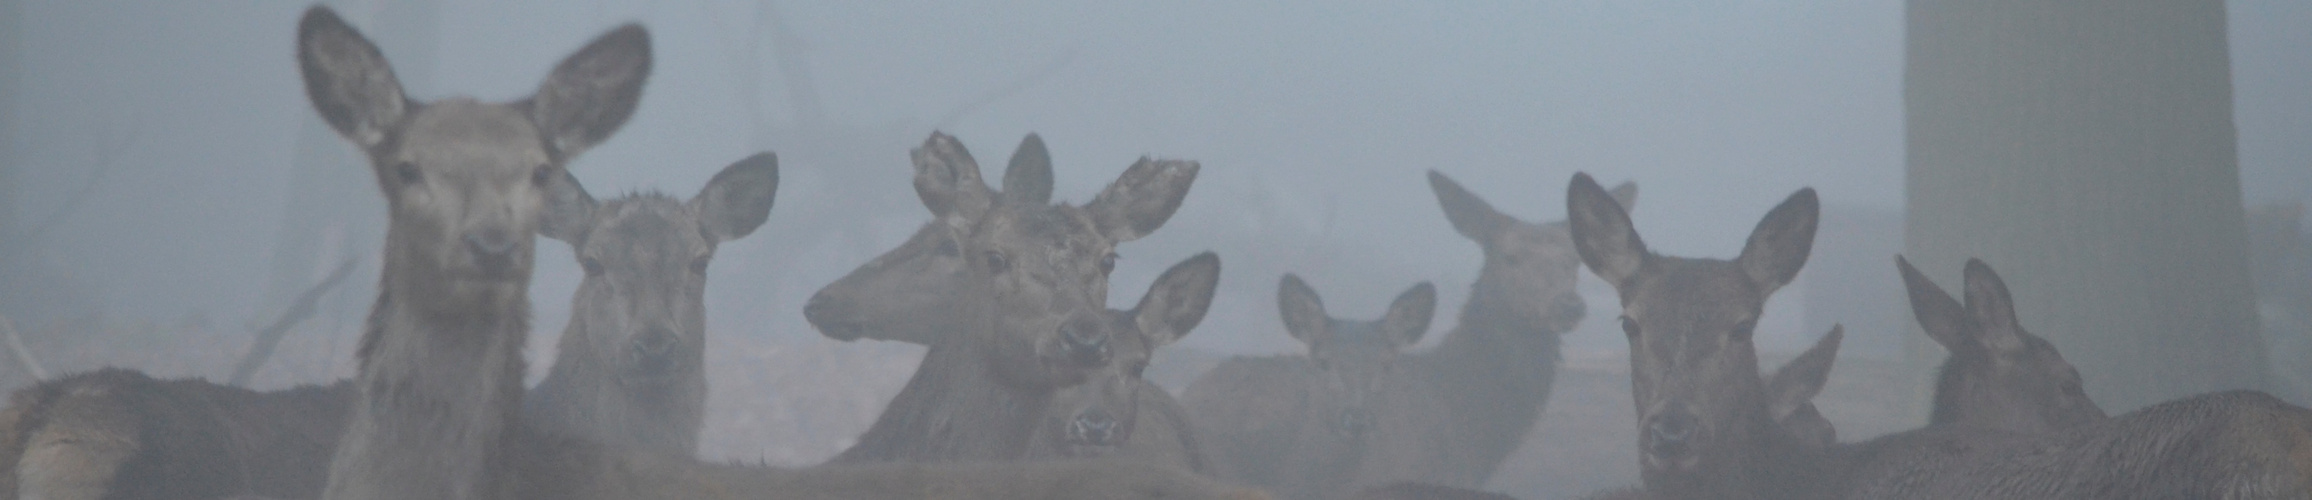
[1346,482,1520,500]
[0,370,349,500]
[1025,253,1221,473]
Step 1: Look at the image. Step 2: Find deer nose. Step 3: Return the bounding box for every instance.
[1645,409,1699,457]
[802,293,860,340]
[629,327,680,375]
[465,228,518,261]
[1058,316,1110,366]
[1068,409,1120,445]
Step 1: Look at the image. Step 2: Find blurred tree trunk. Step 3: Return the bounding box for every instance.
[1904,0,2263,412]
[261,0,437,378]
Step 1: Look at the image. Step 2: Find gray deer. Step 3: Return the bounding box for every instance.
[294,6,1267,500]
[823,132,1199,464]
[1024,252,1221,472]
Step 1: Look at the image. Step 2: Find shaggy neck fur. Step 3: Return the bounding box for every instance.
[523,302,706,456]
[828,322,1054,464]
[1402,272,1571,485]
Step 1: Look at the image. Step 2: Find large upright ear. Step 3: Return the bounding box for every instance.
[539,168,597,243]
[692,152,779,243]
[1897,255,1972,354]
[1962,259,2027,354]
[1377,282,1438,349]
[1567,172,1648,288]
[1134,252,1222,349]
[1736,188,1818,295]
[528,23,651,160]
[1085,158,1199,243]
[1768,325,1842,425]
[1428,170,1518,243]
[1002,133,1054,204]
[912,132,995,221]
[297,7,408,150]
[1277,274,1331,348]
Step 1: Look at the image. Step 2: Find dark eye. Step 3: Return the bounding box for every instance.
[1621,316,1639,339]
[984,250,1009,273]
[532,164,555,186]
[689,254,710,275]
[395,161,422,185]
[580,257,605,276]
[1099,252,1118,273]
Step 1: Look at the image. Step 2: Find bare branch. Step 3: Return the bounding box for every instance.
[229,256,359,386]
[0,311,44,380]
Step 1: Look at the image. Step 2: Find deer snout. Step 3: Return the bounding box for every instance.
[627,327,682,377]
[1643,409,1702,461]
[1066,409,1122,446]
[802,292,862,340]
[464,227,520,270]
[1058,315,1111,367]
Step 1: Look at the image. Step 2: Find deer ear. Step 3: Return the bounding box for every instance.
[1002,133,1054,204]
[1606,181,1639,213]
[1429,170,1518,243]
[297,7,408,150]
[1898,255,1973,355]
[1377,282,1437,349]
[1134,252,1221,349]
[912,132,995,221]
[1277,274,1330,348]
[529,23,650,160]
[1768,325,1842,426]
[692,152,778,243]
[1962,259,2027,354]
[1567,172,1648,288]
[1737,187,1819,295]
[539,168,597,243]
[1778,402,1837,449]
[1085,158,1198,243]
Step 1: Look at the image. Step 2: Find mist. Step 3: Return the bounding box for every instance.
[0,1,2307,498]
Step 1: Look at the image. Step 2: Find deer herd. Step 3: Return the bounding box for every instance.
[0,6,2306,500]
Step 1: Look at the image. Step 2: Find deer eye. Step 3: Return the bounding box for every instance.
[1620,316,1640,339]
[531,164,555,187]
[394,161,422,185]
[984,250,1010,273]
[580,257,605,276]
[1099,252,1118,273]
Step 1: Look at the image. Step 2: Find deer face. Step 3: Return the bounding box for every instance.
[542,154,776,387]
[296,7,649,309]
[805,134,1055,344]
[1277,275,1435,439]
[1901,256,2104,434]
[1045,252,1220,454]
[1567,172,1816,494]
[1428,171,1637,334]
[905,133,1197,389]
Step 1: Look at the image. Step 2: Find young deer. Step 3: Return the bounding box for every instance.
[1024,252,1221,472]
[825,132,1200,463]
[294,7,1265,500]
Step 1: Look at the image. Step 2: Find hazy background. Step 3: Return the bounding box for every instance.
[0,0,2306,496]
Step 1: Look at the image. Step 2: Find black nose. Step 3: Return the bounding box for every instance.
[1068,409,1119,445]
[1059,316,1109,366]
[803,293,859,340]
[1647,410,1698,456]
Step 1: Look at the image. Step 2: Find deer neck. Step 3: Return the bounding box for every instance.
[1401,276,1568,479]
[523,310,705,456]
[830,314,1052,464]
[325,256,531,500]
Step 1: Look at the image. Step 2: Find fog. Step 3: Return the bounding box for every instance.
[0,1,2308,497]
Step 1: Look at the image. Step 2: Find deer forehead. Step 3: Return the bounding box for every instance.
[1621,260,1766,325]
[587,197,708,264]
[974,205,1113,261]
[393,100,551,172]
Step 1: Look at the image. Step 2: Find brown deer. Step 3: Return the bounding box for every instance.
[0,153,777,499]
[1022,252,1220,472]
[1180,275,1450,500]
[521,152,777,456]
[1896,256,2105,434]
[1181,173,1633,499]
[805,135,1217,472]
[826,131,1200,464]
[293,7,1266,500]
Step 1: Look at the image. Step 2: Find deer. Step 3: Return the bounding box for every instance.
[1179,275,1452,500]
[289,6,1266,500]
[1180,173,1634,499]
[824,131,1201,464]
[1564,170,2312,500]
[1023,252,1221,472]
[0,152,777,500]
[804,134,1216,471]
